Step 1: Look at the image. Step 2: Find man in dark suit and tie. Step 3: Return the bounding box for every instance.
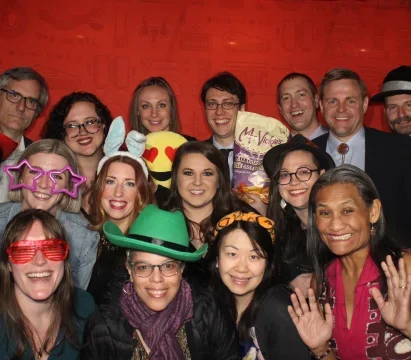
[312,68,411,246]
[200,71,246,181]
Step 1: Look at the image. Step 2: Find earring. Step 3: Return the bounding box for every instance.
[370,223,376,236]
[280,198,287,209]
[216,263,219,269]
[122,280,134,295]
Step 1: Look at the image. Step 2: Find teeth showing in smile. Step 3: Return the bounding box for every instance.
[289,189,307,195]
[78,138,92,145]
[291,110,304,116]
[215,119,229,124]
[27,272,51,278]
[335,117,349,120]
[33,192,51,199]
[330,234,352,240]
[110,201,126,207]
[147,289,167,296]
[231,276,249,284]
[190,190,204,195]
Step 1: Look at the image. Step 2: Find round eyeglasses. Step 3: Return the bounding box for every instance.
[276,167,320,185]
[205,101,240,110]
[0,89,41,111]
[63,118,102,138]
[129,260,182,277]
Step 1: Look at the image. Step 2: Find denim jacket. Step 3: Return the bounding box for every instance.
[0,202,99,289]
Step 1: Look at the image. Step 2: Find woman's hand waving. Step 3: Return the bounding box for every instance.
[370,255,411,338]
[288,287,334,358]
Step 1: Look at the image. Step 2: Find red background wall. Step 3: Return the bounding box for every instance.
[2,0,410,141]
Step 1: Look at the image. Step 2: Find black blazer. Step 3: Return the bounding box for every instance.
[313,127,411,247]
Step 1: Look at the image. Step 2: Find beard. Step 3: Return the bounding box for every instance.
[389,116,411,136]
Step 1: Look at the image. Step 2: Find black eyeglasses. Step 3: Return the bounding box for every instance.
[205,101,240,110]
[276,167,320,185]
[0,89,41,111]
[128,260,182,277]
[63,118,102,138]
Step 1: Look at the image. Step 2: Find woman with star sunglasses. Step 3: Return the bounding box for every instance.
[0,139,99,290]
[0,209,95,360]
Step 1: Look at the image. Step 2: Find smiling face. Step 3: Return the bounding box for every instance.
[101,161,138,232]
[0,79,41,140]
[9,220,65,305]
[278,150,322,211]
[137,86,171,133]
[217,229,266,304]
[315,183,381,257]
[384,94,411,136]
[62,101,105,157]
[205,88,243,146]
[20,153,68,215]
[278,77,319,135]
[127,251,183,312]
[320,79,368,142]
[176,153,218,214]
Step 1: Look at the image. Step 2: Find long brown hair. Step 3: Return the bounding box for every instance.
[0,209,80,359]
[89,155,155,232]
[129,76,180,135]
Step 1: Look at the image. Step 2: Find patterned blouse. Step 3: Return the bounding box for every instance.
[320,255,411,359]
[131,327,191,360]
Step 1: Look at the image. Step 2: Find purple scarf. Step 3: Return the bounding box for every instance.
[120,278,193,359]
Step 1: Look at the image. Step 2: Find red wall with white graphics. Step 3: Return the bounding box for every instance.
[2,0,410,140]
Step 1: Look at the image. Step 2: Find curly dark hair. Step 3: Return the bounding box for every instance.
[41,92,112,140]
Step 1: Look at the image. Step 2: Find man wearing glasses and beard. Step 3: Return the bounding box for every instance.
[371,65,411,136]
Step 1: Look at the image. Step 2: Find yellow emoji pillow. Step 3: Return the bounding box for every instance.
[142,131,187,188]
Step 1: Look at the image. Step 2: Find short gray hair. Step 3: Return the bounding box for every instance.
[0,67,49,115]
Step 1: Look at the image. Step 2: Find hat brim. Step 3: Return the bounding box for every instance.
[103,222,208,262]
[370,89,411,103]
[263,142,335,179]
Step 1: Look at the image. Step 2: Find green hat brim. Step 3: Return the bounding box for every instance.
[103,221,208,262]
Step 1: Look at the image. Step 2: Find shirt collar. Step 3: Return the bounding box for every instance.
[212,136,234,150]
[328,126,365,153]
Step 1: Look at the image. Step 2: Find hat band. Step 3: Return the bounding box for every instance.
[382,80,411,92]
[128,234,189,252]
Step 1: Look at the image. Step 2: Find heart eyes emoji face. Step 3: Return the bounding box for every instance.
[143,147,158,163]
[165,147,178,162]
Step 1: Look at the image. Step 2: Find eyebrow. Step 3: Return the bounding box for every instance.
[224,245,257,252]
[106,175,135,181]
[317,199,355,207]
[206,97,236,102]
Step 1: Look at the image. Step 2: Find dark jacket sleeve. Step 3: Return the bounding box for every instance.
[81,306,136,360]
[255,286,311,360]
[188,286,240,360]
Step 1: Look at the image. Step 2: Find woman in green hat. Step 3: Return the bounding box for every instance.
[82,204,240,360]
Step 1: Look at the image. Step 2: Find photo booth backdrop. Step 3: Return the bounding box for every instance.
[1,0,410,141]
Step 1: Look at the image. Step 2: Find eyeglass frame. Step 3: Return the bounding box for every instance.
[128,260,183,278]
[276,166,320,185]
[0,88,42,111]
[63,118,102,138]
[205,101,240,110]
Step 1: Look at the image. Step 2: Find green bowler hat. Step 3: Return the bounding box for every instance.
[103,204,208,262]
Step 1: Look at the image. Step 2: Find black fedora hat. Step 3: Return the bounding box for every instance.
[263,134,335,179]
[370,65,411,103]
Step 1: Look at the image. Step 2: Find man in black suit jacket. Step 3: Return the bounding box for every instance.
[312,68,411,246]
[0,67,49,203]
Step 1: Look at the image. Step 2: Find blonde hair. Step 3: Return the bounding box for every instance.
[8,139,82,213]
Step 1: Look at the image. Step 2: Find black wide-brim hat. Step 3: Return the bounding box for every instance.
[263,134,335,179]
[370,65,411,103]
